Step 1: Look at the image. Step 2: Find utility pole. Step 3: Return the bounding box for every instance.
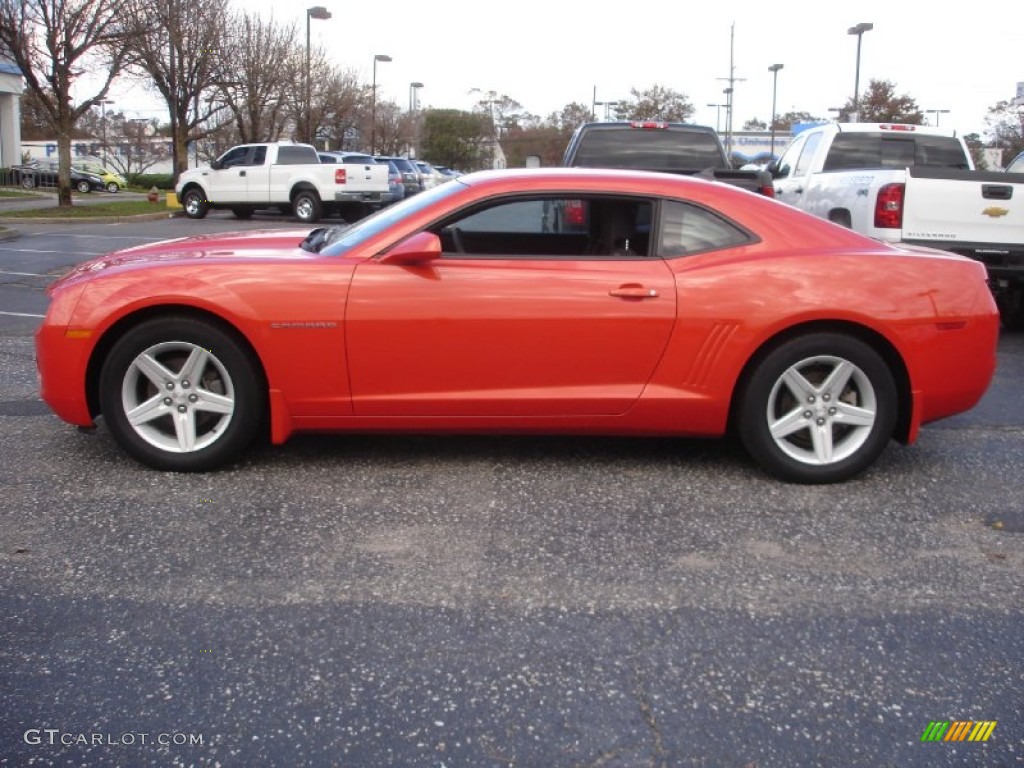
[716,23,746,159]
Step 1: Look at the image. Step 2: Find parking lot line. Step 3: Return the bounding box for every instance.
[0,310,45,318]
[0,270,56,278]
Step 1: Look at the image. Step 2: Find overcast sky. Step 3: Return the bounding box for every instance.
[106,0,1022,137]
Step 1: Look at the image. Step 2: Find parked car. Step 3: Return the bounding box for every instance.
[433,165,461,180]
[381,159,406,203]
[376,155,423,196]
[415,161,444,189]
[37,168,998,482]
[72,161,127,193]
[317,151,379,166]
[1006,151,1024,173]
[11,161,105,193]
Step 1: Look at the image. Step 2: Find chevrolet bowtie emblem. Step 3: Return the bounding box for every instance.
[982,207,1009,218]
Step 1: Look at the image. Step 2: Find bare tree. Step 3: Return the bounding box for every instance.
[0,0,128,205]
[124,0,230,179]
[218,11,297,143]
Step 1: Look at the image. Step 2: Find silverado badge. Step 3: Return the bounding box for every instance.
[982,206,1009,218]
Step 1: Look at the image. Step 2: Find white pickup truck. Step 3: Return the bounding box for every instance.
[175,142,391,224]
[771,122,1024,329]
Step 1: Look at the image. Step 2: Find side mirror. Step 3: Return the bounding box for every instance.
[209,158,222,171]
[378,230,442,265]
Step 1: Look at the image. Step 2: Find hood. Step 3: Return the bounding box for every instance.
[50,228,320,291]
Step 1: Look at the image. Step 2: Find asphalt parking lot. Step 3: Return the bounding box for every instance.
[1,215,1022,766]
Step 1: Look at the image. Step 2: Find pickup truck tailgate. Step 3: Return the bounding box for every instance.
[338,162,390,194]
[903,166,1024,247]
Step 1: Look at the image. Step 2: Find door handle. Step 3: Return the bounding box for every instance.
[609,285,659,299]
[239,170,247,177]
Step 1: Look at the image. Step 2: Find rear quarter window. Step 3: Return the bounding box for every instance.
[276,146,319,165]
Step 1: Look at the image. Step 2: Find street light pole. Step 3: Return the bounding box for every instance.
[848,22,873,123]
[371,54,392,155]
[99,98,114,167]
[305,6,331,146]
[768,63,784,157]
[926,108,950,126]
[409,81,423,157]
[706,103,726,134]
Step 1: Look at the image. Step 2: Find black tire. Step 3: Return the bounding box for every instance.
[76,180,92,194]
[98,316,264,471]
[106,182,120,193]
[292,189,323,223]
[181,187,209,219]
[736,333,897,484]
[231,207,254,220]
[21,175,36,189]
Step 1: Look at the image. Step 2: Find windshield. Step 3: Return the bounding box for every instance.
[318,180,466,256]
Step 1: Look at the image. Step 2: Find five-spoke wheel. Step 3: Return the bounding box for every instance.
[737,334,896,483]
[99,317,263,471]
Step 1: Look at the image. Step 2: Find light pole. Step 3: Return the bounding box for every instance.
[848,22,873,123]
[371,54,392,155]
[409,81,423,157]
[305,7,331,146]
[706,103,727,133]
[768,63,784,157]
[926,108,950,126]
[723,87,734,156]
[99,98,114,167]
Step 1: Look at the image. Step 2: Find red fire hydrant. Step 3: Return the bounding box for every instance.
[147,186,159,204]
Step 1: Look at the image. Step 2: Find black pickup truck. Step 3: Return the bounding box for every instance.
[562,121,775,196]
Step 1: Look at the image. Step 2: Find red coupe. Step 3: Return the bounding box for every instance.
[36,169,999,482]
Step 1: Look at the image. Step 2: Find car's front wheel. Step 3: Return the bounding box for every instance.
[21,175,36,189]
[106,182,120,193]
[736,333,897,484]
[98,317,264,471]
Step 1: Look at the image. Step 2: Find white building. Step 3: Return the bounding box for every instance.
[0,59,23,168]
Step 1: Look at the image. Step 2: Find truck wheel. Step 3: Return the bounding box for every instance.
[736,333,897,484]
[293,190,323,223]
[181,187,209,219]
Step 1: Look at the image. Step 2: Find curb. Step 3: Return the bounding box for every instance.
[0,211,183,225]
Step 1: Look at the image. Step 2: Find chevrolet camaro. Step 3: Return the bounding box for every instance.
[36,169,999,482]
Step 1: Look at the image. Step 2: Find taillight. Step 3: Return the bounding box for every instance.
[334,168,347,184]
[629,121,668,130]
[565,200,585,225]
[874,183,905,228]
[760,183,775,198]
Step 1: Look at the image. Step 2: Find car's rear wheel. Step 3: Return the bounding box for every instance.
[737,333,897,483]
[181,187,209,219]
[21,175,36,189]
[98,317,263,471]
[76,180,91,193]
[292,190,323,223]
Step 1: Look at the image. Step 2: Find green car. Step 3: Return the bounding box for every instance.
[72,162,127,193]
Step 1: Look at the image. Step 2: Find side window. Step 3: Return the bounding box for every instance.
[249,146,267,166]
[436,197,652,258]
[275,145,317,165]
[219,146,250,168]
[657,200,750,258]
[774,134,807,179]
[793,132,823,177]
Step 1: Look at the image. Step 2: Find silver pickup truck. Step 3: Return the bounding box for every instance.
[771,122,1024,329]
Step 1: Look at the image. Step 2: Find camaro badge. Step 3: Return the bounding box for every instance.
[982,207,1009,218]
